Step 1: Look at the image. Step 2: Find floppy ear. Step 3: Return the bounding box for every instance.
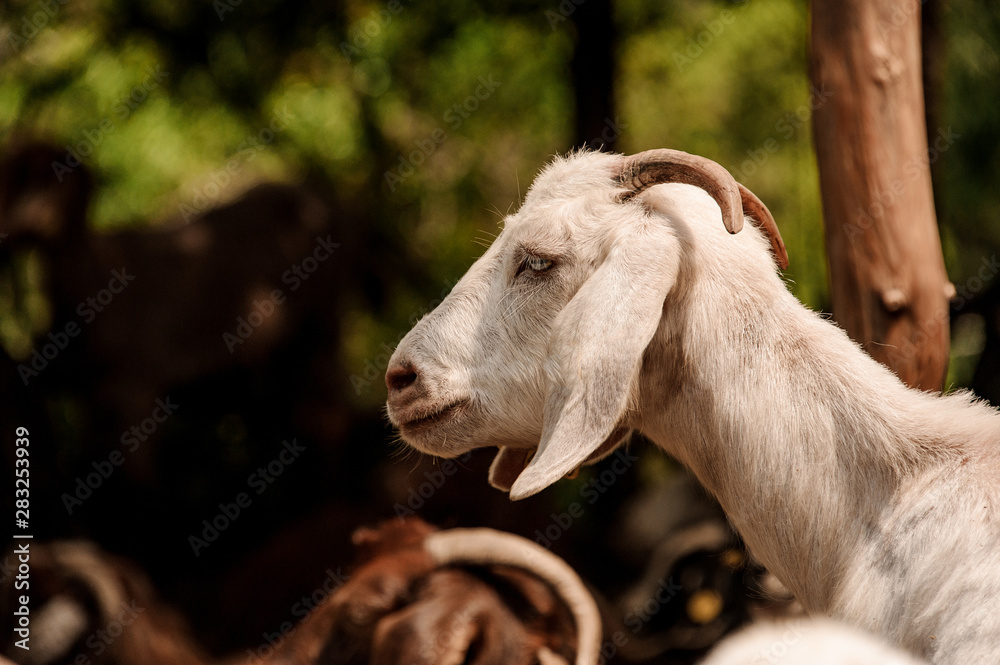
[489,447,532,492]
[509,216,680,500]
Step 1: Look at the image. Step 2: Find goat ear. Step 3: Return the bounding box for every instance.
[509,219,678,500]
[489,447,532,492]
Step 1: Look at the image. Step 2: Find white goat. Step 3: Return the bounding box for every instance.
[384,149,1000,665]
[699,618,928,665]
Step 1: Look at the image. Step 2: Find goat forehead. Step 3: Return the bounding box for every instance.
[502,211,573,249]
[528,150,620,195]
[504,192,617,251]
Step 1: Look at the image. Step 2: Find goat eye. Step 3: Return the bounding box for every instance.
[525,254,554,272]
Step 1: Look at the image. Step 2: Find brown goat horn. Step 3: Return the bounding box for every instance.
[424,529,602,665]
[738,183,789,270]
[617,149,744,234]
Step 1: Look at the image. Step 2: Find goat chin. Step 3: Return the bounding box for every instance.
[386,148,1000,665]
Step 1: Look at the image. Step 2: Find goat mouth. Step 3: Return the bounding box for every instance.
[397,399,469,434]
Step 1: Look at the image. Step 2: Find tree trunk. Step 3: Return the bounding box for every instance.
[810,0,952,391]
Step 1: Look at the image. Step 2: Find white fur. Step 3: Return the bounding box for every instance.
[385,150,1000,665]
[700,618,927,665]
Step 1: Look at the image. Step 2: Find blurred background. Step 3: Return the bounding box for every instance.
[0,0,998,662]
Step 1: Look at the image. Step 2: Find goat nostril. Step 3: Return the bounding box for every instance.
[386,364,418,392]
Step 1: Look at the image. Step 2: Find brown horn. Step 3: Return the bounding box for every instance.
[738,183,789,270]
[617,149,744,234]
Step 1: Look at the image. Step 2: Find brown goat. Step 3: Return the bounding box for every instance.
[0,541,211,665]
[273,517,584,665]
[3,519,593,665]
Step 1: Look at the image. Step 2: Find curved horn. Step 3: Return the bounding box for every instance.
[617,149,744,234]
[424,529,603,665]
[537,646,572,665]
[738,183,789,270]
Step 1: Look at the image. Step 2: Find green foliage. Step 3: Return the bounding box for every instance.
[940,0,1000,277]
[2,0,997,406]
[618,0,827,308]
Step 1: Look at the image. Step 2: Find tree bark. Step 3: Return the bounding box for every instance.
[810,0,952,391]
